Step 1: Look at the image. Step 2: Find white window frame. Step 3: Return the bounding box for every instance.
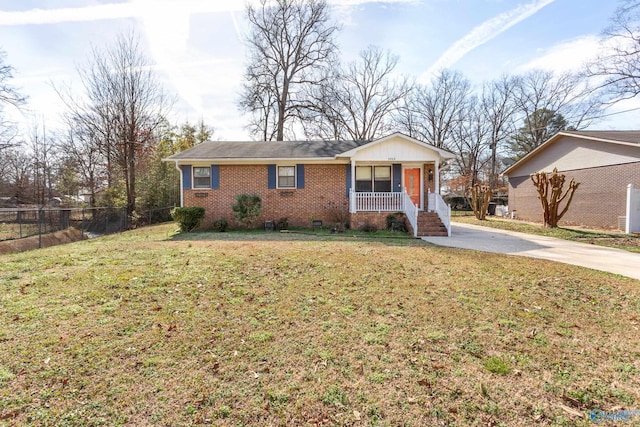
[355,165,392,192]
[192,166,211,189]
[277,165,296,189]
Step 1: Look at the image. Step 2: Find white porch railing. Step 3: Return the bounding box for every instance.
[349,190,419,237]
[402,191,418,237]
[349,190,450,237]
[349,190,403,212]
[428,192,451,236]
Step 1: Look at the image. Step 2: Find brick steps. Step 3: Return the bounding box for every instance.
[414,211,448,236]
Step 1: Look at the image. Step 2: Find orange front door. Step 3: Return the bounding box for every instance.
[404,168,421,207]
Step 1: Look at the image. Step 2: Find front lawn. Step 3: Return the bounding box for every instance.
[1,224,639,425]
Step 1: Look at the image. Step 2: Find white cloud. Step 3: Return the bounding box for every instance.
[0,1,252,26]
[0,0,417,26]
[420,0,556,82]
[517,35,601,73]
[0,3,139,25]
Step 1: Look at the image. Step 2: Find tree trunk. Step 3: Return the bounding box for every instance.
[470,184,492,220]
[531,168,580,228]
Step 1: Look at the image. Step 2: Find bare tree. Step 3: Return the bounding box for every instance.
[28,118,58,205]
[2,148,31,204]
[301,67,344,140]
[58,116,107,206]
[508,70,602,159]
[531,168,580,228]
[480,75,518,187]
[450,100,491,188]
[396,69,471,149]
[0,49,24,108]
[239,0,339,141]
[240,78,279,141]
[587,0,640,102]
[305,46,412,140]
[57,32,172,214]
[0,49,26,152]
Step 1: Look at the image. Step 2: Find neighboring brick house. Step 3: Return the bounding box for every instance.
[164,132,455,236]
[503,130,640,229]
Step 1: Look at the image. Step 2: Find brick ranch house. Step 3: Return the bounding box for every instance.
[503,130,640,229]
[164,132,455,236]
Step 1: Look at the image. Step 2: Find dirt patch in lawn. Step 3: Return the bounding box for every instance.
[0,228,85,255]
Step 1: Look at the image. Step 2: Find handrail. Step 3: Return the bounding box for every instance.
[402,190,418,237]
[432,193,451,236]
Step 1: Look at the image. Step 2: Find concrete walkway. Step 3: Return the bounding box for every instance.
[422,222,640,281]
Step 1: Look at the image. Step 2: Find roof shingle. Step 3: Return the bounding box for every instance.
[165,140,370,160]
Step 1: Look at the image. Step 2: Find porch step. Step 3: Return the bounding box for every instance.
[414,211,448,237]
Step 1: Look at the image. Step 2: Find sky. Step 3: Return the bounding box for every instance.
[0,0,637,141]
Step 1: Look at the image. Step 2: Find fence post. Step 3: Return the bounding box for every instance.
[38,208,43,249]
[60,209,70,230]
[81,208,85,239]
[18,210,22,238]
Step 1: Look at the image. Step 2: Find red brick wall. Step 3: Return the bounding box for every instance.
[508,162,640,228]
[424,164,436,194]
[350,212,389,230]
[183,164,348,229]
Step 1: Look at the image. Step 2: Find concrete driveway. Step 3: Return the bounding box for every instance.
[422,222,640,281]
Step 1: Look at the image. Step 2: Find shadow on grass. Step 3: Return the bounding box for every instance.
[167,228,428,247]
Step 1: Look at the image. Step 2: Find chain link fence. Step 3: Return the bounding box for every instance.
[0,206,174,244]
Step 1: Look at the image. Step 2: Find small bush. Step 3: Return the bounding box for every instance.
[386,213,407,232]
[213,218,229,232]
[277,217,289,230]
[171,207,205,232]
[359,222,378,232]
[324,200,349,231]
[232,194,262,229]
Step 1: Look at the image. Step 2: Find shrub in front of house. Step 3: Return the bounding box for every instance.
[213,218,229,232]
[171,206,205,232]
[386,213,407,232]
[232,194,262,229]
[324,200,349,232]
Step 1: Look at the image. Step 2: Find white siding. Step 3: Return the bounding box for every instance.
[510,136,640,177]
[350,136,441,162]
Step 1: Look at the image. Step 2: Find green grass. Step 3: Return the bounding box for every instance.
[1,223,639,426]
[453,215,640,253]
[484,356,513,375]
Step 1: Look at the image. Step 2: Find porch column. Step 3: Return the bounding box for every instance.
[351,161,356,194]
[434,161,440,194]
[350,161,356,213]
